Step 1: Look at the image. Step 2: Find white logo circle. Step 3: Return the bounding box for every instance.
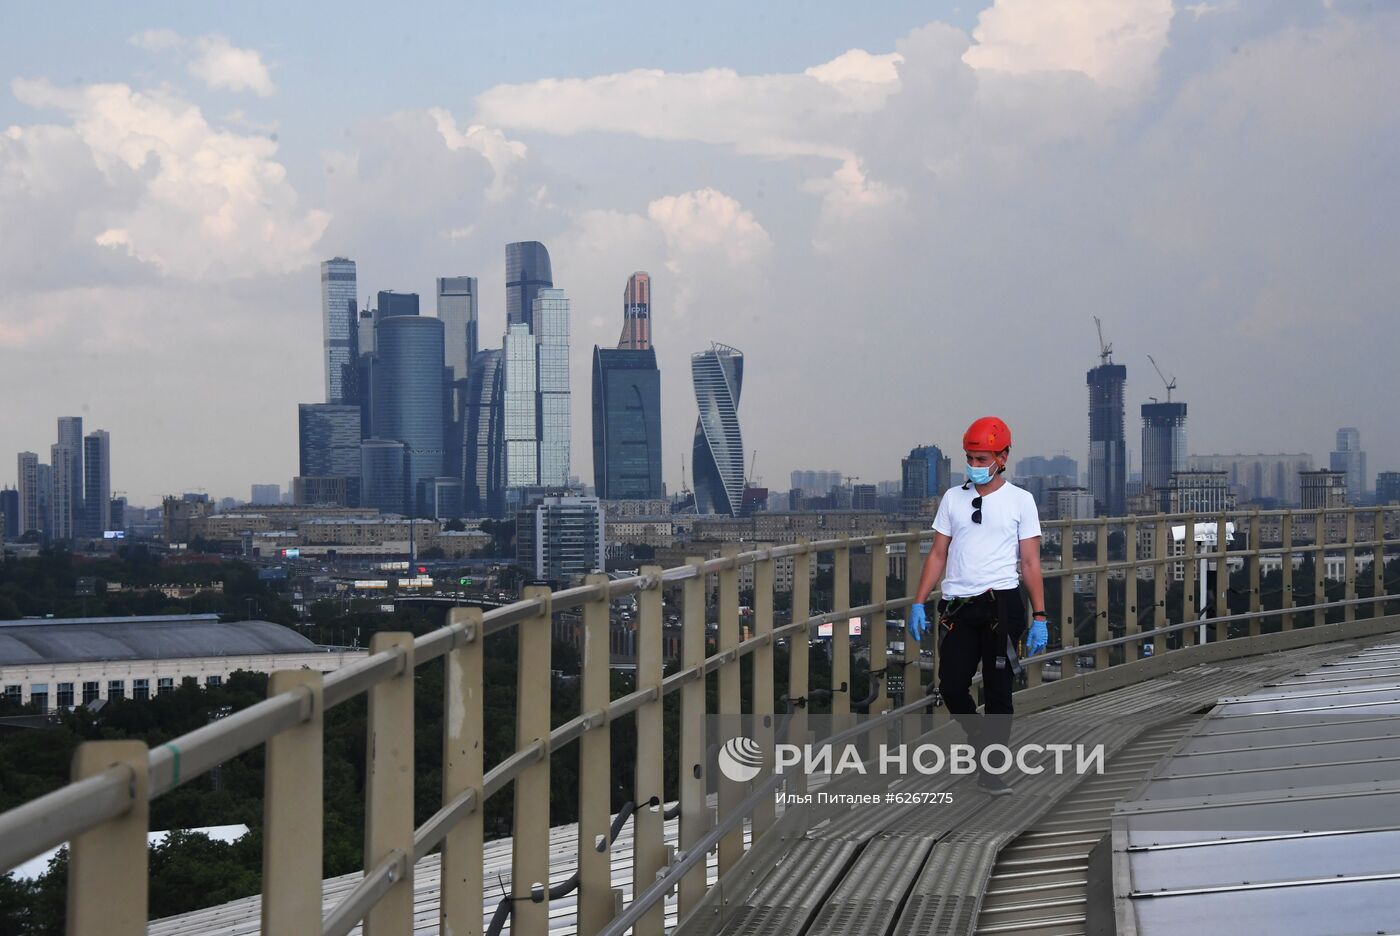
[718,736,764,782]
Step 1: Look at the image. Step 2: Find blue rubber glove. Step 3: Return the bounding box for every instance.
[1027,618,1049,656]
[908,603,928,642]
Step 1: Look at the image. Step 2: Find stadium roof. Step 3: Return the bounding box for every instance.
[0,614,321,666]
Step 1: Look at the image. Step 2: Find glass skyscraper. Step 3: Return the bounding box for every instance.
[1141,401,1188,493]
[371,315,445,515]
[1087,361,1128,516]
[902,444,951,513]
[1329,427,1367,505]
[534,288,571,488]
[462,349,504,517]
[506,241,552,330]
[321,258,359,405]
[503,323,538,489]
[360,439,408,515]
[299,404,363,504]
[82,430,110,536]
[437,276,479,383]
[376,290,420,318]
[691,343,746,517]
[592,348,663,500]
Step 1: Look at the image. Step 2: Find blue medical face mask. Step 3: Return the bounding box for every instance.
[966,463,994,485]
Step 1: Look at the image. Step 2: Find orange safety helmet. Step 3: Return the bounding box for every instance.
[963,416,1012,454]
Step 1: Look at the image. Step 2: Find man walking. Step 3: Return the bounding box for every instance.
[908,417,1048,795]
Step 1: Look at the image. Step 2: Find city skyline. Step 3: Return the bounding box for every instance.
[3,3,1399,503]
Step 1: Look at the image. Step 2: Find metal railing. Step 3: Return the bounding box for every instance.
[0,506,1396,935]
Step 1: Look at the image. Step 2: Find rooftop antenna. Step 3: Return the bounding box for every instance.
[1093,316,1113,366]
[1147,354,1177,402]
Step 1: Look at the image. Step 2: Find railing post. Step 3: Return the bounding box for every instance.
[1215,510,1230,632]
[751,546,777,840]
[1344,511,1357,623]
[67,741,148,936]
[717,544,743,877]
[832,535,851,716]
[1281,512,1295,630]
[869,536,889,710]
[364,632,415,936]
[513,587,553,933]
[1095,520,1109,669]
[789,541,813,813]
[678,558,710,916]
[1248,512,1262,635]
[1124,519,1139,661]
[1315,510,1328,627]
[633,566,666,936]
[1375,509,1388,619]
[1060,523,1076,661]
[577,578,613,936]
[1153,517,1167,647]
[261,670,323,935]
[1183,516,1197,647]
[441,608,485,936]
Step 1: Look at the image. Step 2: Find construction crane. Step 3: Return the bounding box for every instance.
[746,451,759,488]
[1147,354,1177,402]
[1093,316,1113,365]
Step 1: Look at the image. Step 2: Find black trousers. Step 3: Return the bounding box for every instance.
[934,588,1026,758]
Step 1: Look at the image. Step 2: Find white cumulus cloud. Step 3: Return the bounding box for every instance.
[128,29,276,96]
[6,78,326,280]
[962,0,1175,91]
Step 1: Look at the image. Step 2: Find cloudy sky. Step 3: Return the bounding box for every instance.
[2,0,1396,505]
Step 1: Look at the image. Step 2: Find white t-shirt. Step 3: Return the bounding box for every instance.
[932,480,1042,598]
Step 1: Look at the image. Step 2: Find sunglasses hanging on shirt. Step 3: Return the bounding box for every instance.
[971,496,982,524]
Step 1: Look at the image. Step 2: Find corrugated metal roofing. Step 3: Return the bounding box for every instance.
[0,616,320,666]
[1113,640,1400,936]
[147,811,745,935]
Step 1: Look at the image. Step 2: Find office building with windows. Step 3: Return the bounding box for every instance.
[902,444,951,514]
[16,453,39,537]
[1087,361,1128,515]
[1376,472,1400,505]
[437,276,479,383]
[376,290,419,319]
[592,347,663,500]
[371,316,445,515]
[1161,470,1235,514]
[81,430,111,536]
[321,258,359,405]
[619,271,652,350]
[515,496,605,585]
[298,404,363,502]
[360,439,409,515]
[0,489,17,540]
[1300,469,1348,509]
[534,289,571,488]
[462,349,505,517]
[1141,401,1188,492]
[503,323,539,492]
[49,443,77,541]
[1329,427,1367,505]
[692,343,746,517]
